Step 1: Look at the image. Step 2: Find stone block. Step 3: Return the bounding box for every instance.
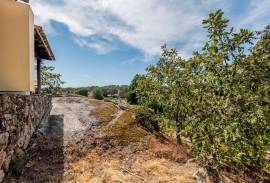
[0,151,6,168]
[3,154,11,172]
[0,170,5,183]
[0,132,9,149]
[3,114,12,121]
[17,134,25,148]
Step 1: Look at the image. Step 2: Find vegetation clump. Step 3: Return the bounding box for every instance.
[127,74,143,105]
[131,9,270,180]
[93,88,104,100]
[41,63,65,94]
[135,106,160,133]
[90,100,118,122]
[77,88,88,97]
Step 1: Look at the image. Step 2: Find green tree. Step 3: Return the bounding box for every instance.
[77,88,88,97]
[119,86,129,98]
[41,63,65,94]
[127,74,144,105]
[133,9,270,179]
[93,88,104,100]
[135,46,192,144]
[185,11,270,176]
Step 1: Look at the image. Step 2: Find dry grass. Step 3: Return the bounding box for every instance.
[89,99,118,122]
[10,98,253,183]
[149,141,189,163]
[106,112,151,146]
[66,110,200,183]
[68,151,199,183]
[89,99,105,106]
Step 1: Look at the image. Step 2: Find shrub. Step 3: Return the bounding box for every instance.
[77,88,88,97]
[93,88,104,100]
[127,91,137,104]
[135,106,160,133]
[127,74,144,105]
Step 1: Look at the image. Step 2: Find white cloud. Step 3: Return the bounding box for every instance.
[73,36,116,54]
[239,0,270,30]
[30,0,270,58]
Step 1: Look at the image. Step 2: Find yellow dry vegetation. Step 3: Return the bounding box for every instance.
[67,109,202,183]
[69,151,200,183]
[89,99,118,122]
[106,111,151,145]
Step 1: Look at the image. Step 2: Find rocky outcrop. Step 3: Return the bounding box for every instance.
[0,95,52,182]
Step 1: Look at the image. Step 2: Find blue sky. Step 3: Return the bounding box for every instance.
[29,0,270,87]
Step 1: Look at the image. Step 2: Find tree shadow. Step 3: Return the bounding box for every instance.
[9,114,65,183]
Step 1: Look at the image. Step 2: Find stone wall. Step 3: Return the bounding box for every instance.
[0,95,52,182]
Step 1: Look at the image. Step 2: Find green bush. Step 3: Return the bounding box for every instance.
[93,88,104,100]
[135,106,160,133]
[77,88,88,97]
[127,91,137,104]
[127,74,143,105]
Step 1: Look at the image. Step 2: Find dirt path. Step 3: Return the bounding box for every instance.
[43,97,97,142]
[8,97,202,183]
[8,97,98,183]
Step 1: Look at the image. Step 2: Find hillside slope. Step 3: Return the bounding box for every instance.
[8,97,206,183]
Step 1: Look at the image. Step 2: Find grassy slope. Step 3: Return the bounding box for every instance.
[66,99,202,183]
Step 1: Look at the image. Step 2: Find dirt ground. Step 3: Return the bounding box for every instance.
[8,97,204,183]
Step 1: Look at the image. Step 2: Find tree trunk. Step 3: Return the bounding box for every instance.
[37,58,42,94]
[189,136,193,143]
[205,162,221,183]
[204,126,221,183]
[176,120,182,145]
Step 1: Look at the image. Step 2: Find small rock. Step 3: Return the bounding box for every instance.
[0,132,9,148]
[0,151,6,168]
[31,143,37,148]
[0,170,5,183]
[25,161,34,168]
[17,135,25,148]
[3,155,11,171]
[4,114,12,121]
[193,168,208,183]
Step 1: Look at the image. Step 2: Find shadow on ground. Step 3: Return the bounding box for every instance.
[8,115,65,183]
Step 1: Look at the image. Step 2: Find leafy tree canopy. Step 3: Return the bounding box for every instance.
[41,62,65,94]
[132,9,270,179]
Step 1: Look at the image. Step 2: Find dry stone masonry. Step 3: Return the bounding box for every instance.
[0,95,52,182]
